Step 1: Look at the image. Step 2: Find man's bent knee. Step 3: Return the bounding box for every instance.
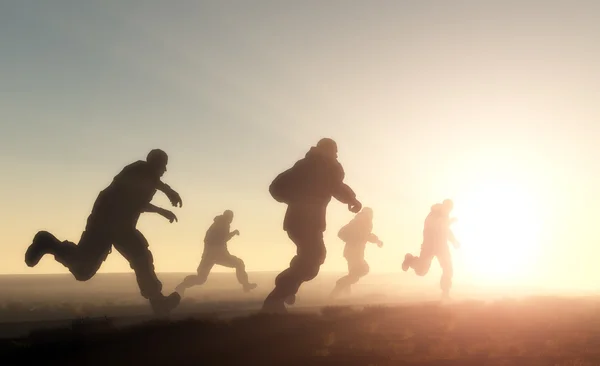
[186,274,207,286]
[359,267,369,278]
[71,265,98,281]
[287,257,321,282]
[301,262,322,282]
[414,267,429,276]
[359,262,370,277]
[196,274,209,285]
[234,258,245,271]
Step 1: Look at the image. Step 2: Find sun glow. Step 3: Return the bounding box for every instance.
[452,176,544,285]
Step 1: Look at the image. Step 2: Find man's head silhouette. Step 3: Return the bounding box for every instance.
[360,207,373,220]
[147,149,168,178]
[223,210,234,224]
[441,199,454,215]
[316,138,338,159]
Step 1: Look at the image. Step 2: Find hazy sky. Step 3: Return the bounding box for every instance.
[2,1,600,290]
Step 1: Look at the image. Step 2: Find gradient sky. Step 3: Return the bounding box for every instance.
[2,1,600,290]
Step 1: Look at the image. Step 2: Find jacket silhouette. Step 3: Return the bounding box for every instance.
[262,138,362,313]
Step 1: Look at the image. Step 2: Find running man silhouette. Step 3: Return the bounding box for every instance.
[401,199,460,300]
[175,210,257,295]
[262,138,362,313]
[24,149,182,315]
[330,207,383,298]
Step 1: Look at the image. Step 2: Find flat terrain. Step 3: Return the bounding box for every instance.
[0,272,594,339]
[0,271,426,338]
[3,272,600,365]
[3,296,600,365]
[1,271,581,337]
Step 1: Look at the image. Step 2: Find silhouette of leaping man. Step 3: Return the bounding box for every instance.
[402,199,460,300]
[175,210,257,295]
[25,149,183,315]
[330,207,383,298]
[262,138,363,313]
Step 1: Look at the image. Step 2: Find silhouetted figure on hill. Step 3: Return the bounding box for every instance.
[402,199,460,300]
[175,210,257,295]
[330,207,383,298]
[24,149,182,315]
[262,138,362,313]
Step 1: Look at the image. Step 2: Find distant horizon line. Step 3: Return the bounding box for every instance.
[0,270,379,276]
[2,273,598,295]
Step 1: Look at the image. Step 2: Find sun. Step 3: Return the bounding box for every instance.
[452,177,543,285]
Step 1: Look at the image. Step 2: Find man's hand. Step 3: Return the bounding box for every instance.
[232,229,240,236]
[377,240,384,248]
[160,209,178,223]
[164,188,183,208]
[348,199,362,213]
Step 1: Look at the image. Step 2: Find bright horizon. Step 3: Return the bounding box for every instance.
[2,1,600,293]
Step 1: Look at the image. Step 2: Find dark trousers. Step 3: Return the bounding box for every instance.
[179,250,249,288]
[266,230,326,301]
[334,252,370,291]
[51,225,163,300]
[409,241,453,293]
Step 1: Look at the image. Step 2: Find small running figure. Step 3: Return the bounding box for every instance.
[330,207,383,298]
[175,210,257,295]
[402,199,460,300]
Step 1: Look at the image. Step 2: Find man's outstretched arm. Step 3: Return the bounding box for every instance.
[143,203,163,214]
[143,203,178,223]
[367,233,381,243]
[226,230,240,242]
[333,183,356,204]
[368,233,384,247]
[157,181,183,207]
[333,183,362,213]
[448,229,460,248]
[330,163,361,212]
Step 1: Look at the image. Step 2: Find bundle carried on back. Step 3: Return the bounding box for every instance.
[269,167,297,204]
[338,213,372,243]
[337,222,354,242]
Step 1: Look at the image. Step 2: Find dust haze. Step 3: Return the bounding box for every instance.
[1,271,595,338]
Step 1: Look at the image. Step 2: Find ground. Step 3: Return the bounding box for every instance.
[3,296,600,366]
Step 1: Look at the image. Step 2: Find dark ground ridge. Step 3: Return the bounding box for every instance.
[3,297,600,366]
